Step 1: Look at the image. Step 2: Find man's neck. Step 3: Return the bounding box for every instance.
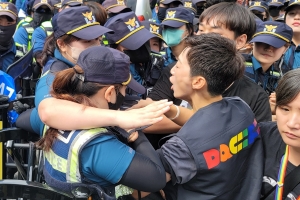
[189,92,223,112]
[289,145,300,166]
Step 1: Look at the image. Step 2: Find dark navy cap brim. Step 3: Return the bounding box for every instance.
[250,35,286,48]
[250,7,265,12]
[269,3,283,7]
[127,77,146,94]
[120,28,155,50]
[72,25,114,40]
[66,2,82,6]
[162,19,185,28]
[285,3,300,11]
[161,0,183,4]
[109,6,131,13]
[0,12,17,20]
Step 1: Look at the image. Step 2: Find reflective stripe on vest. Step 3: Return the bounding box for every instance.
[16,17,33,30]
[40,21,53,37]
[44,128,108,183]
[23,24,34,51]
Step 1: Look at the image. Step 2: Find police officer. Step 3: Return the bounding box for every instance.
[0,2,18,72]
[248,1,269,21]
[104,11,154,92]
[156,0,182,23]
[244,21,292,95]
[161,7,194,67]
[14,0,53,58]
[102,0,132,46]
[192,0,206,17]
[268,0,285,21]
[282,0,300,71]
[39,46,166,199]
[16,0,34,29]
[32,0,82,69]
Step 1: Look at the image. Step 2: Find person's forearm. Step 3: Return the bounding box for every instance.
[38,98,173,130]
[38,98,118,130]
[143,116,181,134]
[164,105,194,126]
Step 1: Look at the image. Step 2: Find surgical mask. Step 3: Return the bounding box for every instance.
[0,24,16,47]
[269,7,280,17]
[108,89,125,110]
[157,7,167,22]
[123,42,151,63]
[67,44,85,62]
[162,28,186,47]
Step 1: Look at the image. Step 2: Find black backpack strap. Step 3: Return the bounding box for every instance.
[282,165,300,198]
[261,165,300,200]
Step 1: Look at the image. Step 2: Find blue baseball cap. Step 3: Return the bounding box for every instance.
[76,46,146,94]
[160,0,183,5]
[162,7,195,28]
[181,0,197,14]
[102,0,131,13]
[0,2,18,21]
[285,0,300,10]
[141,21,164,41]
[104,11,155,50]
[33,0,53,10]
[61,0,82,7]
[250,21,293,48]
[249,1,269,12]
[269,0,284,7]
[53,6,113,40]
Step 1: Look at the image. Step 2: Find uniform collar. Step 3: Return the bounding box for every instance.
[54,48,74,67]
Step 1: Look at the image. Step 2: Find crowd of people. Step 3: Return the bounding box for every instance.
[0,0,300,199]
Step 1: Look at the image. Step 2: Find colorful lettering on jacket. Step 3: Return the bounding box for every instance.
[203,120,259,169]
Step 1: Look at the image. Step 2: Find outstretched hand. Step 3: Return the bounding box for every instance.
[116,99,173,130]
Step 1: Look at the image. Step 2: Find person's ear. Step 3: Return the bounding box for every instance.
[57,39,67,53]
[191,76,206,90]
[104,86,116,103]
[235,34,248,50]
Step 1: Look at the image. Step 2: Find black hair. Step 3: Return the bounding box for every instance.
[200,2,256,42]
[185,34,245,96]
[186,23,194,36]
[276,68,300,107]
[205,0,236,9]
[39,33,79,66]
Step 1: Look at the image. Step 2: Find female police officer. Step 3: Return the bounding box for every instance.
[37,46,166,199]
[16,6,172,138]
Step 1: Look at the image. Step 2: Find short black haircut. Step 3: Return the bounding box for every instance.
[276,68,300,108]
[185,34,245,96]
[200,2,256,42]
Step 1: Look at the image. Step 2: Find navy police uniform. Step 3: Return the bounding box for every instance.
[244,21,293,95]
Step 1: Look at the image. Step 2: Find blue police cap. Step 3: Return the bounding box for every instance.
[162,7,195,28]
[53,6,113,40]
[286,0,300,10]
[76,46,146,94]
[249,1,269,12]
[104,11,155,50]
[0,2,17,21]
[250,21,293,48]
[269,0,284,7]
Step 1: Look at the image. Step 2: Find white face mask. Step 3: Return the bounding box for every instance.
[67,44,86,62]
